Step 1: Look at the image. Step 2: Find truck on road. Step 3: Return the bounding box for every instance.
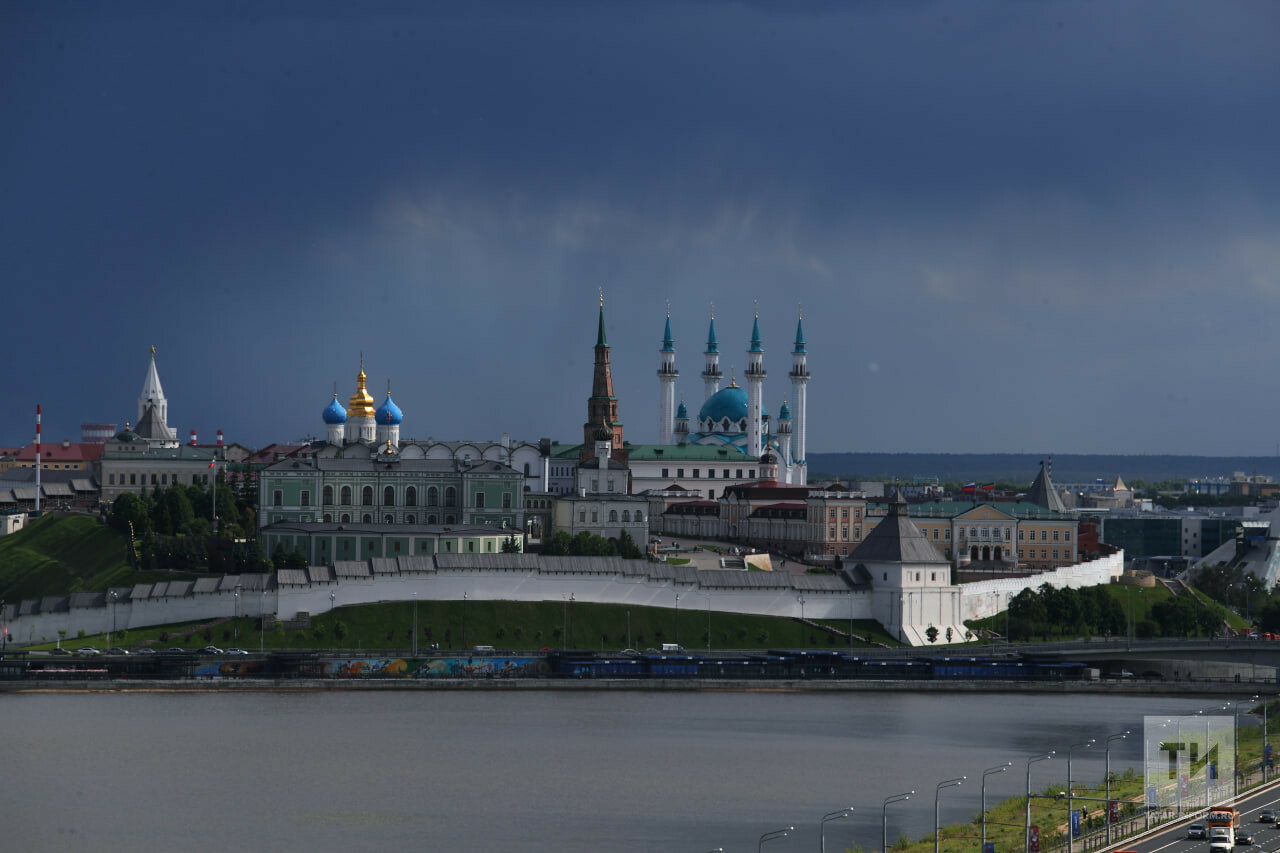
[1208,806,1239,852]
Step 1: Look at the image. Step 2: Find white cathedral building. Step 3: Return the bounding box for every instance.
[652,306,809,487]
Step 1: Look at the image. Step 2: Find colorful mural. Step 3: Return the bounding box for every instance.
[295,656,547,679]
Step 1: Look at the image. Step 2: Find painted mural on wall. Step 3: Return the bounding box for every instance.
[190,656,545,679]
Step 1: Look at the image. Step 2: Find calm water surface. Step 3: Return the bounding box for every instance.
[4,689,1226,852]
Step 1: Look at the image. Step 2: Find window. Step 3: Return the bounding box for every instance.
[362,486,373,506]
[385,514,394,523]
[591,511,598,522]
[829,526,836,538]
[1064,531,1071,542]
[502,492,512,509]
[1018,529,1024,540]
[981,527,988,537]
[341,485,352,505]
[933,529,939,540]
[406,514,415,524]
[161,473,167,485]
[579,511,586,522]
[1052,530,1059,542]
[748,469,755,478]
[301,490,310,507]
[692,469,700,478]
[736,469,743,478]
[151,474,157,484]
[635,512,643,523]
[607,478,615,492]
[842,526,848,539]
[609,510,618,522]
[363,514,372,523]
[273,490,283,507]
[842,508,849,519]
[428,514,437,524]
[341,513,351,523]
[661,468,669,478]
[708,488,714,499]
[108,473,115,485]
[468,541,475,552]
[324,485,334,505]
[524,463,530,475]
[445,487,457,507]
[323,514,332,523]
[944,529,950,540]
[829,509,836,520]
[1004,528,1011,540]
[473,492,484,509]
[931,572,936,581]
[677,468,685,478]
[405,486,417,507]
[1040,549,1047,558]
[1040,530,1047,542]
[1053,549,1059,559]
[708,469,715,478]
[723,469,730,478]
[591,478,599,491]
[970,528,977,537]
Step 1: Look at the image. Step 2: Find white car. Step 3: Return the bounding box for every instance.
[76,646,102,656]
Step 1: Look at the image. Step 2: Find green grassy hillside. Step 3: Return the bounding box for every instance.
[0,513,134,600]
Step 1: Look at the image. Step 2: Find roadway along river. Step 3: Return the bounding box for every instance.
[3,689,1244,852]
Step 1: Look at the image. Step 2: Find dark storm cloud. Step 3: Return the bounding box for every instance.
[2,1,1277,455]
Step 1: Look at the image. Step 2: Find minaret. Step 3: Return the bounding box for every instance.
[582,291,627,464]
[701,304,722,402]
[789,306,809,486]
[745,303,766,458]
[347,356,377,443]
[777,400,793,484]
[674,397,689,446]
[138,345,169,431]
[657,303,678,446]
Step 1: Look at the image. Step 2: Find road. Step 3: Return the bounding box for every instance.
[1123,784,1280,853]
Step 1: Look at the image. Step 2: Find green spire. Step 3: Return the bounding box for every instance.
[597,289,608,347]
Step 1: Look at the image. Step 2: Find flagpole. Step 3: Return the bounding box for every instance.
[211,453,217,534]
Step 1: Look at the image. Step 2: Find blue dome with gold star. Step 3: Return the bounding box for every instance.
[322,395,347,425]
[375,393,403,426]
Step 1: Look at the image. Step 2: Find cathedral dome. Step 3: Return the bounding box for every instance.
[347,366,376,419]
[323,395,348,425]
[376,393,403,426]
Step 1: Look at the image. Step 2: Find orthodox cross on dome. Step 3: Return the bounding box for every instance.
[150,345,156,355]
[599,287,604,307]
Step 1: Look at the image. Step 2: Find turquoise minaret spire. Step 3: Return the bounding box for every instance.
[701,303,721,401]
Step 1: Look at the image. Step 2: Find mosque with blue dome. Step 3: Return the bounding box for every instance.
[657,304,809,487]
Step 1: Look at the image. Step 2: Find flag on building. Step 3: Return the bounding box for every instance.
[980,483,995,490]
[961,483,976,492]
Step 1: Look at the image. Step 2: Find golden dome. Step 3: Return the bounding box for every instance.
[347,364,376,418]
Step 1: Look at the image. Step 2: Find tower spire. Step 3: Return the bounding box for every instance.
[701,302,721,400]
[583,295,627,466]
[658,302,679,445]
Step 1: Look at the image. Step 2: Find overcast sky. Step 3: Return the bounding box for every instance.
[4,1,1277,455]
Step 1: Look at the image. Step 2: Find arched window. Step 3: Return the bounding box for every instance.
[385,514,394,523]
[635,512,643,523]
[363,513,372,524]
[445,487,457,507]
[609,510,618,522]
[340,513,351,523]
[406,514,415,524]
[340,485,352,505]
[323,514,332,523]
[384,485,395,506]
[428,514,438,524]
[524,463,530,475]
[622,511,630,522]
[427,486,439,506]
[362,486,373,506]
[323,485,334,506]
[405,486,417,507]
[446,514,456,524]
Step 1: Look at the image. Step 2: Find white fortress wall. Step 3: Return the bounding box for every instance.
[959,550,1124,623]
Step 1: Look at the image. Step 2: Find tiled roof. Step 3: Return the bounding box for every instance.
[851,490,950,565]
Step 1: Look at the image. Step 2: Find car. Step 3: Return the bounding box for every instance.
[620,648,641,656]
[50,647,71,655]
[1236,829,1255,845]
[1189,824,1209,839]
[226,648,249,655]
[197,645,225,655]
[1259,810,1275,823]
[165,647,186,653]
[76,646,102,656]
[135,647,157,655]
[107,647,130,655]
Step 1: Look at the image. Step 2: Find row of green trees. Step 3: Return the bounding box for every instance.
[540,529,644,558]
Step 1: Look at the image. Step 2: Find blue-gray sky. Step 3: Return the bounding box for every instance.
[4,1,1278,455]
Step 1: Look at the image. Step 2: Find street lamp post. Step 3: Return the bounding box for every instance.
[884,791,913,853]
[758,826,793,852]
[464,591,470,649]
[935,777,965,853]
[698,593,711,653]
[1067,739,1095,853]
[259,589,266,651]
[1235,697,1257,801]
[798,594,806,646]
[821,808,852,853]
[983,763,1012,851]
[627,609,631,650]
[108,590,118,648]
[234,584,241,640]
[412,592,418,656]
[675,592,680,647]
[1104,731,1130,845]
[1026,752,1054,853]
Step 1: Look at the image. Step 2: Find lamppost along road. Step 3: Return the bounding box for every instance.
[884,791,913,853]
[820,807,851,853]
[1067,739,1095,853]
[758,826,792,852]
[1104,730,1130,845]
[1026,751,1055,853]
[983,762,1012,851]
[935,777,965,853]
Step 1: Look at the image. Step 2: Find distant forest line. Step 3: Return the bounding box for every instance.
[807,453,1280,485]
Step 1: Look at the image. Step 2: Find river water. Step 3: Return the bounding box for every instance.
[3,689,1232,852]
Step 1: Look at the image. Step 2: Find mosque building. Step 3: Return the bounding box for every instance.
[553,298,812,501]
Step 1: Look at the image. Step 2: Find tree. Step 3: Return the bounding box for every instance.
[501,535,522,554]
[926,625,939,643]
[615,529,643,559]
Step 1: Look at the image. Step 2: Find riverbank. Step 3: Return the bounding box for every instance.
[3,677,1273,694]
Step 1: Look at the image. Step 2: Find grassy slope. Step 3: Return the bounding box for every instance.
[0,514,134,600]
